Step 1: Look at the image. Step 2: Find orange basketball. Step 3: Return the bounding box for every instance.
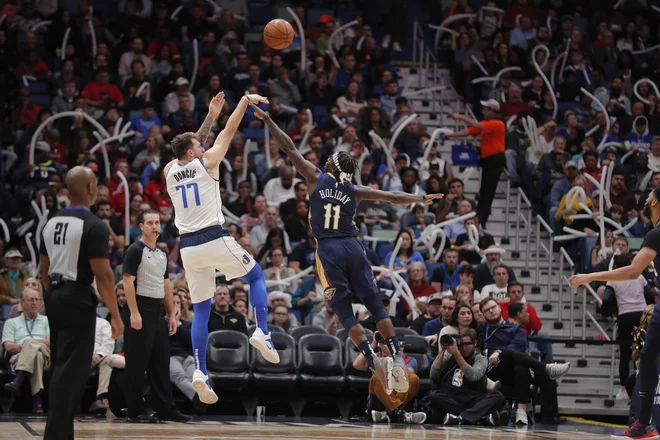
[264,19,294,50]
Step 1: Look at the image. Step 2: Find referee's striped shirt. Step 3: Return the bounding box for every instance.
[122,240,168,299]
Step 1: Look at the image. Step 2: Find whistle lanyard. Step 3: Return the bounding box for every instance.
[24,316,35,338]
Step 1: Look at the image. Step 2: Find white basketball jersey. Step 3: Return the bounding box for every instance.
[166,159,225,234]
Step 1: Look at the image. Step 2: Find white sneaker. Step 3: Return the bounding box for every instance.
[371,410,390,423]
[516,408,528,425]
[382,35,391,49]
[392,41,402,52]
[192,369,218,404]
[391,355,409,393]
[615,388,629,400]
[250,327,280,364]
[546,362,571,380]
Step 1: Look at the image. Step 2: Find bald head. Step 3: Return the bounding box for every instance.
[66,166,98,207]
[280,165,294,189]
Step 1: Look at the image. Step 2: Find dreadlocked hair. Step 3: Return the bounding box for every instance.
[333,151,358,184]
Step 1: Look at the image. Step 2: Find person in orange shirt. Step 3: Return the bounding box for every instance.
[445,100,506,228]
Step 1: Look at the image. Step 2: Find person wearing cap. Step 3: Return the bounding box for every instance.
[165,77,196,117]
[267,291,299,326]
[474,246,517,291]
[421,295,457,337]
[208,282,248,334]
[118,37,151,76]
[131,101,163,138]
[446,101,505,228]
[0,249,28,305]
[625,115,653,153]
[411,293,444,335]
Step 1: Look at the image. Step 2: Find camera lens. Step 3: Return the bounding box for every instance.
[440,334,454,347]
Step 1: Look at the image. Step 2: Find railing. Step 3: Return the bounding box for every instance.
[512,188,533,277]
[535,215,554,301]
[556,247,574,330]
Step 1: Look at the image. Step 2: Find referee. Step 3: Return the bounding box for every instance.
[122,209,191,423]
[39,166,124,440]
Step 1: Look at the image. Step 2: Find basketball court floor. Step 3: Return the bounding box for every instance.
[0,415,626,440]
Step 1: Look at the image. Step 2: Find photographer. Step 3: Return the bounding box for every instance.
[429,328,504,426]
[353,332,427,425]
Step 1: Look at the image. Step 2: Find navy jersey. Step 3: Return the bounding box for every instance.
[309,173,359,239]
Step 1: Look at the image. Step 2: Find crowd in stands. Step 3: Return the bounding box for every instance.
[0,0,633,426]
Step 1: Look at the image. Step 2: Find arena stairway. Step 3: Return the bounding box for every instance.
[395,66,629,416]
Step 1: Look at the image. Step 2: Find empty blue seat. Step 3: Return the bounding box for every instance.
[243,127,265,140]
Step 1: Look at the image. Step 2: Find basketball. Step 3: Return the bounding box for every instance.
[263,19,294,50]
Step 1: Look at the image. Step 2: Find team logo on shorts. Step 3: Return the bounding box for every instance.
[324,287,336,300]
[242,254,251,264]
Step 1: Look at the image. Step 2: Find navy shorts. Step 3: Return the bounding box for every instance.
[315,237,379,307]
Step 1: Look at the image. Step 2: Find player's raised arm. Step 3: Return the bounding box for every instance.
[355,185,444,205]
[249,102,320,185]
[569,246,656,289]
[203,94,268,168]
[195,91,224,147]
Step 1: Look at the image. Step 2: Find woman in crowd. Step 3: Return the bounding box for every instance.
[233,299,252,325]
[269,305,297,333]
[554,175,594,232]
[240,194,268,233]
[337,80,366,121]
[174,290,194,322]
[262,246,298,293]
[256,228,288,265]
[384,229,425,272]
[285,200,310,243]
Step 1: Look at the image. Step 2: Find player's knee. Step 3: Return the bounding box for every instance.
[243,264,264,284]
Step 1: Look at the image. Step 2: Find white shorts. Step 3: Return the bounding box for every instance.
[180,235,256,304]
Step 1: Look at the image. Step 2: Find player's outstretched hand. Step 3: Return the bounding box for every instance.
[568,273,591,291]
[249,102,268,120]
[245,94,269,105]
[208,92,225,118]
[422,193,444,205]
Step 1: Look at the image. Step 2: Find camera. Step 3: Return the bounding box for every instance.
[440,334,458,347]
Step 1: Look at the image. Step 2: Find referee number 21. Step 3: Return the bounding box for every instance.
[54,222,69,245]
[323,203,341,230]
[175,183,201,208]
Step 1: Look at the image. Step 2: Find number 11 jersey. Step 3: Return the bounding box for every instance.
[166,158,225,234]
[309,173,359,239]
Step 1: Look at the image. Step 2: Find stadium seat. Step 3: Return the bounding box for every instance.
[395,327,421,338]
[343,338,371,394]
[252,332,298,394]
[296,334,345,394]
[425,263,442,284]
[248,324,285,335]
[206,330,251,391]
[289,325,328,341]
[243,127,265,140]
[335,328,373,342]
[401,334,432,393]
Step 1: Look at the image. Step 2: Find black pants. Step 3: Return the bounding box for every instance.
[478,152,505,226]
[487,349,546,403]
[44,283,97,440]
[533,369,560,418]
[430,390,505,423]
[122,296,175,417]
[618,311,643,384]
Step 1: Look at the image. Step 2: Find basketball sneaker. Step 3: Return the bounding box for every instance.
[391,355,410,393]
[249,327,280,363]
[192,369,218,404]
[611,420,659,439]
[371,356,393,395]
[545,362,571,380]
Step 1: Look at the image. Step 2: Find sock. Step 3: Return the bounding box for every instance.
[12,371,26,386]
[243,265,269,334]
[358,340,376,371]
[191,298,212,375]
[386,336,401,357]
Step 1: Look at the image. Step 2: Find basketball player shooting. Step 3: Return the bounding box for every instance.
[250,102,443,393]
[164,93,279,406]
[570,187,660,440]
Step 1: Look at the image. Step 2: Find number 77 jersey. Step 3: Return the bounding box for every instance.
[166,158,225,234]
[309,173,359,239]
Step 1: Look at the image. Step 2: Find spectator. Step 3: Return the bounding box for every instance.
[402,262,436,314]
[360,294,405,331]
[51,79,78,114]
[500,84,531,119]
[250,209,290,253]
[337,80,366,121]
[233,299,252,325]
[208,283,248,334]
[285,200,310,243]
[8,277,45,318]
[383,229,424,272]
[289,228,317,272]
[268,68,302,107]
[411,293,443,335]
[165,78,196,118]
[475,264,510,302]
[268,305,297,333]
[279,182,309,221]
[454,217,495,265]
[433,249,462,290]
[82,68,124,112]
[262,247,298,293]
[474,246,517,294]
[554,175,594,232]
[292,270,325,320]
[131,102,162,138]
[0,248,27,305]
[455,284,474,306]
[267,291,299,327]
[87,316,124,415]
[1,288,49,413]
[429,328,504,426]
[240,194,268,233]
[446,102,505,229]
[356,332,426,424]
[422,295,457,337]
[312,302,342,335]
[12,88,42,130]
[174,290,194,323]
[264,166,301,207]
[443,201,474,244]
[609,168,638,222]
[118,37,151,76]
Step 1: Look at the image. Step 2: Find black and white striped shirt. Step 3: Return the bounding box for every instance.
[122,241,168,299]
[40,207,109,285]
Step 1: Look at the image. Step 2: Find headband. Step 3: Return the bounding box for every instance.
[332,153,353,184]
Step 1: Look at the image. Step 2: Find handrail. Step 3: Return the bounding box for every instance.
[584,284,602,306]
[557,246,574,328]
[536,214,553,235]
[534,214,554,298]
[264,265,314,287]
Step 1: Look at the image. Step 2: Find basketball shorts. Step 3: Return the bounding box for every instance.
[315,237,379,308]
[179,225,256,304]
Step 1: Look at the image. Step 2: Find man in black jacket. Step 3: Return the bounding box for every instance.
[208,283,248,334]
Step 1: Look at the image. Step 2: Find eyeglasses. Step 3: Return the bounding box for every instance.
[22,298,41,303]
[273,312,288,316]
[482,305,498,313]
